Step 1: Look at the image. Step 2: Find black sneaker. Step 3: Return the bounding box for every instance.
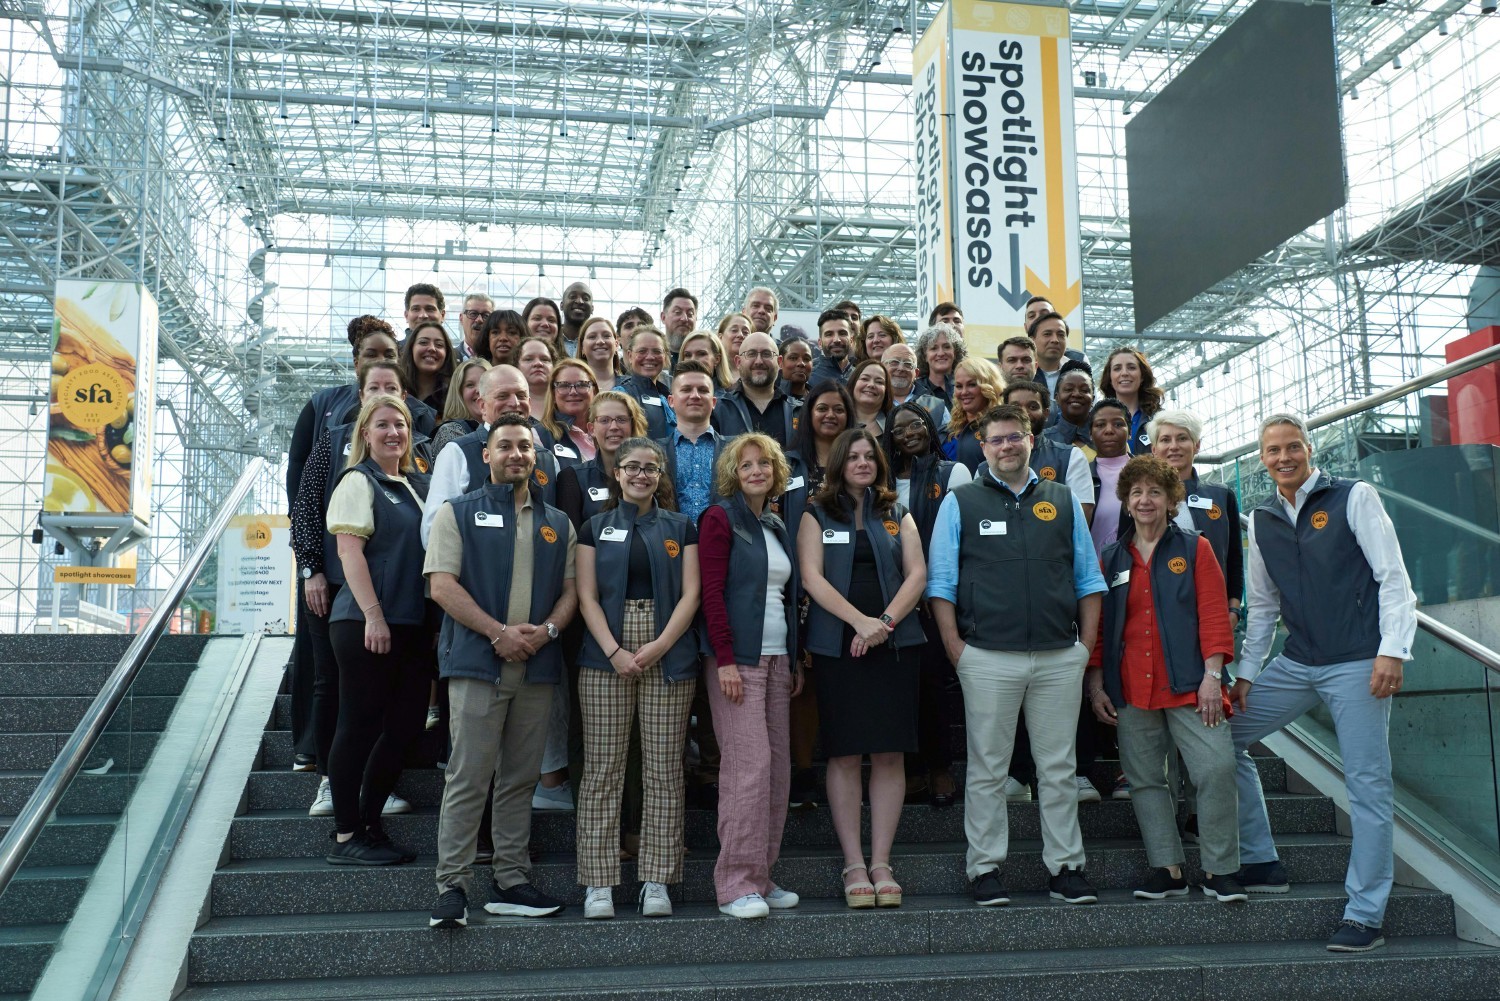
[325,830,403,866]
[1327,919,1385,953]
[430,887,468,928]
[365,824,417,864]
[789,769,819,809]
[1132,867,1189,900]
[1048,866,1098,904]
[1234,859,1290,893]
[292,753,316,772]
[1200,873,1249,902]
[484,880,564,917]
[971,869,1010,907]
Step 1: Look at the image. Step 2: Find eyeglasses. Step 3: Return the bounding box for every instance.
[983,433,1030,448]
[463,310,492,321]
[553,381,594,393]
[619,462,662,477]
[594,415,633,427]
[884,360,917,371]
[740,350,776,361]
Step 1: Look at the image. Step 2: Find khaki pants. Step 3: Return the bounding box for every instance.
[435,669,555,895]
[957,642,1089,879]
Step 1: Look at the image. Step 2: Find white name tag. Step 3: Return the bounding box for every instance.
[553,443,579,459]
[1111,569,1131,587]
[643,396,663,407]
[1187,494,1213,510]
[588,487,610,502]
[822,529,851,544]
[599,526,629,542]
[342,442,352,456]
[474,511,505,529]
[786,475,805,491]
[978,519,1007,536]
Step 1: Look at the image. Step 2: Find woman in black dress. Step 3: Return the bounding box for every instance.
[798,429,926,908]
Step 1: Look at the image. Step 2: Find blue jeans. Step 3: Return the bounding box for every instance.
[1230,655,1393,926]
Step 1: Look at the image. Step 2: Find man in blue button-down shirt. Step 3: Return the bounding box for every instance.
[927,403,1107,908]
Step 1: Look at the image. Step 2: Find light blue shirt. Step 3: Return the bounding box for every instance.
[926,466,1107,604]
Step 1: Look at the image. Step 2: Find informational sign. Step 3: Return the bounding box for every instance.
[913,0,1084,358]
[44,280,159,525]
[216,515,295,634]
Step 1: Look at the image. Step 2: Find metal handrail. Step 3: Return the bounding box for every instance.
[1197,341,1500,465]
[0,457,266,894]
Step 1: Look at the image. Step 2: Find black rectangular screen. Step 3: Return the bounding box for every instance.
[1126,0,1345,331]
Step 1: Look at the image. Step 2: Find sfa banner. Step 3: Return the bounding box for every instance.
[44,280,159,525]
[913,0,1083,357]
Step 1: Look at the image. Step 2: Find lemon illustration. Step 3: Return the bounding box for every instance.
[44,463,96,513]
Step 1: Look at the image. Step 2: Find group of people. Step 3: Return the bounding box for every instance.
[284,281,1416,954]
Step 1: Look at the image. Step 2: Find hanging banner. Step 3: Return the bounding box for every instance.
[216,515,295,634]
[913,0,1083,358]
[44,280,159,525]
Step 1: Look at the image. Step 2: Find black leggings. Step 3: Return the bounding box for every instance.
[328,620,434,834]
[306,582,341,778]
[916,621,961,770]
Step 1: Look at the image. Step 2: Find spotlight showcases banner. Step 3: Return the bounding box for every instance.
[44,280,159,525]
[912,0,1083,358]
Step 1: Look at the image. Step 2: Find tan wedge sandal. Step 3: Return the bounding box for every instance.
[870,862,902,908]
[841,864,876,909]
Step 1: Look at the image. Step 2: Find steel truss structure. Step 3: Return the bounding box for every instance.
[0,0,1495,627]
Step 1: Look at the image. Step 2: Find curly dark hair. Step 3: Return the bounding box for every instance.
[1116,455,1186,511]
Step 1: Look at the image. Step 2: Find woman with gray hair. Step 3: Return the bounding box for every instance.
[912,322,966,405]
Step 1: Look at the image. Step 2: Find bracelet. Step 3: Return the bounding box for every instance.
[607,646,622,659]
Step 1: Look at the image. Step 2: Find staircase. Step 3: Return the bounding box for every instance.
[0,634,211,997]
[169,685,1500,1000]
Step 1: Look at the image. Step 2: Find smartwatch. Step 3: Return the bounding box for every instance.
[879,613,894,628]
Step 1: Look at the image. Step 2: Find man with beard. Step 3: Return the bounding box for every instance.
[557,282,594,359]
[456,293,493,360]
[882,342,948,427]
[660,288,699,358]
[713,332,801,447]
[809,309,855,386]
[743,286,778,335]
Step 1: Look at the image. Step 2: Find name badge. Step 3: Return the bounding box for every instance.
[978,519,1006,536]
[588,487,610,502]
[474,511,505,529]
[1187,494,1213,510]
[599,526,629,542]
[643,396,663,407]
[342,442,352,456]
[1111,569,1131,587]
[822,529,851,544]
[786,475,805,491]
[553,443,579,459]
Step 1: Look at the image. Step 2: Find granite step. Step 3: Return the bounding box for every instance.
[0,694,180,734]
[0,659,198,698]
[208,832,1357,917]
[0,922,61,994]
[0,814,116,868]
[0,864,91,927]
[186,885,1456,985]
[0,769,136,816]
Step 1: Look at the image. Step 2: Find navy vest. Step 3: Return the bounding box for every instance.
[328,459,432,626]
[947,420,987,473]
[953,474,1078,651]
[1029,438,1074,487]
[1098,524,1204,706]
[1252,474,1381,666]
[803,493,924,656]
[770,451,813,550]
[901,453,958,556]
[711,493,799,667]
[321,422,433,584]
[616,373,675,439]
[713,389,800,445]
[563,460,614,527]
[577,504,701,683]
[1181,472,1242,603]
[438,482,572,684]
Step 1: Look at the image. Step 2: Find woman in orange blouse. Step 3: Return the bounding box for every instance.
[1086,457,1244,903]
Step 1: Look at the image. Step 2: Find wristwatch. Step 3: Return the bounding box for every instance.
[1206,669,1223,680]
[300,567,313,579]
[544,621,559,641]
[879,613,894,627]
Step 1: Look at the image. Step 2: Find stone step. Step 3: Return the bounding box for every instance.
[0,769,135,816]
[0,731,163,773]
[0,814,115,868]
[175,936,1500,1001]
[229,792,1333,861]
[0,633,209,668]
[208,833,1356,917]
[0,921,61,994]
[0,659,198,699]
[186,885,1455,985]
[0,694,179,734]
[0,864,91,927]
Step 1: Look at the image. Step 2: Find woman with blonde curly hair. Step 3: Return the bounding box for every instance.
[942,357,1004,472]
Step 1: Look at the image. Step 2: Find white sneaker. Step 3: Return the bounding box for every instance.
[639,881,672,917]
[425,705,440,731]
[308,777,334,817]
[531,781,575,811]
[583,886,614,920]
[765,885,799,909]
[382,792,412,815]
[718,893,769,919]
[1075,776,1102,804]
[1001,777,1032,802]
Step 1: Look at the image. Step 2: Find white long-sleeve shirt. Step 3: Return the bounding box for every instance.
[1239,468,1417,681]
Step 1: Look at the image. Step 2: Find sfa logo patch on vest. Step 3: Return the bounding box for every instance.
[1311,510,1329,530]
[1038,466,1057,481]
[1032,501,1057,521]
[1168,557,1188,575]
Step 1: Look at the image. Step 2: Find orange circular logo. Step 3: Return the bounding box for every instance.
[883,519,900,537]
[242,520,273,550]
[1039,466,1057,481]
[534,469,549,487]
[58,363,129,427]
[1311,511,1329,530]
[1208,504,1222,521]
[1168,557,1188,575]
[415,456,429,473]
[928,483,942,500]
[664,539,681,558]
[540,525,558,544]
[1032,501,1057,522]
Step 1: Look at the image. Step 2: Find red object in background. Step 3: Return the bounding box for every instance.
[1447,325,1500,446]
